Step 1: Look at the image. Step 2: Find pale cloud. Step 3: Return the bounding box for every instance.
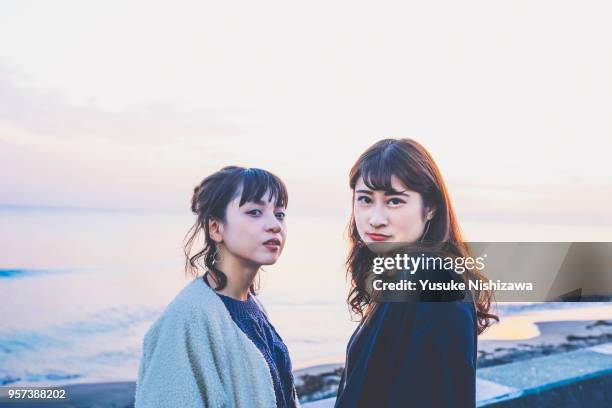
[0,0,610,227]
[0,63,248,142]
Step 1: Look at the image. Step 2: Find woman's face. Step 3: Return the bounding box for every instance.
[215,192,287,267]
[353,175,432,246]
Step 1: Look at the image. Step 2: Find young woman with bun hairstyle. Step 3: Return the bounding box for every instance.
[136,166,299,408]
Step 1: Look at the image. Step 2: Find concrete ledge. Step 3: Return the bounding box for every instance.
[303,345,612,407]
[476,346,612,406]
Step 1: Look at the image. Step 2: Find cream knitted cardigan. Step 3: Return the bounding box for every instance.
[135,277,299,408]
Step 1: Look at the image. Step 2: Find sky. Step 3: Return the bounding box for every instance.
[1,0,611,240]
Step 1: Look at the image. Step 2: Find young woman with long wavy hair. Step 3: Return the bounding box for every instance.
[335,139,498,408]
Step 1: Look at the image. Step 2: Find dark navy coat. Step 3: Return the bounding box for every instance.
[335,268,478,408]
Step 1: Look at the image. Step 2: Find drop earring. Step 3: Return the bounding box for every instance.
[420,219,431,243]
[211,244,220,265]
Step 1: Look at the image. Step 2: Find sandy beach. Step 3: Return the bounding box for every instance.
[477,305,612,367]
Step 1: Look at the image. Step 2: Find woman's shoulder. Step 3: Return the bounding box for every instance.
[373,301,475,344]
[377,275,476,321]
[144,278,224,338]
[165,277,220,314]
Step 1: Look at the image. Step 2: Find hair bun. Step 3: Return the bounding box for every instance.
[191,185,202,213]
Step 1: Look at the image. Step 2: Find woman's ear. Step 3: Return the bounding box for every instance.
[208,218,224,243]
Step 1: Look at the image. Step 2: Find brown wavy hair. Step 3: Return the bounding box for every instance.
[346,138,498,334]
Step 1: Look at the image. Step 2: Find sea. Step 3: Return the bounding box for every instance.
[0,207,608,386]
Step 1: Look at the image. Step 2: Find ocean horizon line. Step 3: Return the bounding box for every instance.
[0,203,186,214]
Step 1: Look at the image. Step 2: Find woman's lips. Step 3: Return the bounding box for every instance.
[366,233,391,242]
[263,238,281,252]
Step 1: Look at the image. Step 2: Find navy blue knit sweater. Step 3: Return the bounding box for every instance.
[203,275,296,408]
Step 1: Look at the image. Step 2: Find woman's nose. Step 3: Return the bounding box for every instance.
[265,216,282,233]
[267,223,281,233]
[368,206,388,228]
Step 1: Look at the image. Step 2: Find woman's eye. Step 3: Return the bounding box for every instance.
[247,209,262,216]
[387,198,405,206]
[275,212,286,220]
[357,196,371,204]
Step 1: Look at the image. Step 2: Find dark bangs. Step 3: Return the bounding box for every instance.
[237,168,288,208]
[350,140,420,193]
